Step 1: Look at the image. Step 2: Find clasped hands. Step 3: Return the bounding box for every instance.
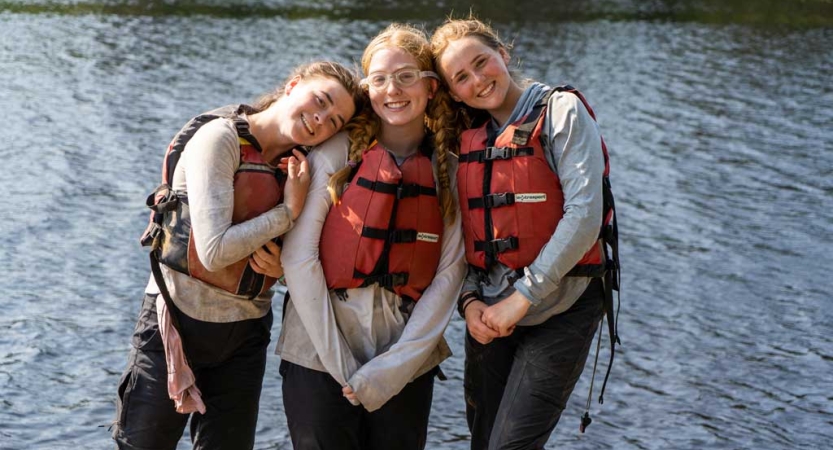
[464,290,532,345]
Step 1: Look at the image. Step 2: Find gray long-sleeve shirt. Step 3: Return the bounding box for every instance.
[145,117,295,323]
[277,132,466,412]
[464,84,605,326]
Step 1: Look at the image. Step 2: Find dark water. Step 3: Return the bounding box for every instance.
[1,1,832,449]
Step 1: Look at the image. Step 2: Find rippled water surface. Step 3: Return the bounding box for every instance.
[1,1,831,449]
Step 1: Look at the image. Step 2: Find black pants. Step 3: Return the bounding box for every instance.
[112,294,272,450]
[280,360,436,450]
[465,279,605,450]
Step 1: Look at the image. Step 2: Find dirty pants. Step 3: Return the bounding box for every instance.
[112,293,272,450]
[465,279,605,450]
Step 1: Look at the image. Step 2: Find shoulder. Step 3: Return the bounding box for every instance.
[546,88,587,119]
[185,116,238,152]
[308,131,350,175]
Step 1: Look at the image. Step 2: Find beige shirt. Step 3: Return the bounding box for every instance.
[277,132,466,412]
[145,117,295,323]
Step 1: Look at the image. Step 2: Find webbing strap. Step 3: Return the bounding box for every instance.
[361,226,418,243]
[353,269,410,289]
[468,192,515,209]
[459,146,534,163]
[474,236,519,255]
[149,252,191,366]
[356,177,436,198]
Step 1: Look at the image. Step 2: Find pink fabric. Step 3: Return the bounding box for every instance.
[156,296,207,415]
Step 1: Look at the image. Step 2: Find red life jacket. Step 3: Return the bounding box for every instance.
[141,105,286,298]
[457,87,613,278]
[319,141,444,301]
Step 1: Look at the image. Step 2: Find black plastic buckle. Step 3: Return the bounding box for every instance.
[488,236,519,254]
[483,192,515,208]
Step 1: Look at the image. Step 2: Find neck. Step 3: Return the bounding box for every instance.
[377,118,425,158]
[247,105,295,164]
[489,81,524,127]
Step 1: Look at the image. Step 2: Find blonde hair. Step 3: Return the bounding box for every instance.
[328,23,458,223]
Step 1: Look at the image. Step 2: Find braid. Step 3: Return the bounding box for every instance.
[427,88,461,224]
[327,99,379,204]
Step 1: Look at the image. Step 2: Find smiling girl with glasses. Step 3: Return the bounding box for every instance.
[271,23,465,450]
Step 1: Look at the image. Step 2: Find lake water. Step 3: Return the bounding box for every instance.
[1,1,831,449]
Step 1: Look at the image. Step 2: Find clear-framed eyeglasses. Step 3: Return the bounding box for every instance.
[361,69,439,91]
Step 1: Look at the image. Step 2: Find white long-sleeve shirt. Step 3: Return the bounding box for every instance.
[277,132,466,412]
[145,116,295,322]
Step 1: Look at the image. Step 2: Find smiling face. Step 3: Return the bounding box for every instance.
[280,75,356,147]
[366,47,436,130]
[437,36,515,116]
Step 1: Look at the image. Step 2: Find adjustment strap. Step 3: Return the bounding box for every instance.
[354,270,410,289]
[361,226,418,243]
[468,192,515,210]
[459,146,534,163]
[474,236,519,255]
[356,177,436,198]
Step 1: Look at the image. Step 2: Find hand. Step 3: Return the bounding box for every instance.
[282,149,310,221]
[481,291,531,337]
[342,385,360,406]
[464,300,501,345]
[249,240,283,278]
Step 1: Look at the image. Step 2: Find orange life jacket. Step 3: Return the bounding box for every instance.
[457,88,612,277]
[320,141,444,301]
[141,105,286,298]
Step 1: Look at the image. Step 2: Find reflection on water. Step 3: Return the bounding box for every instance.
[1,2,831,449]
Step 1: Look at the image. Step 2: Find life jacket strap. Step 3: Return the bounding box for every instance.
[566,263,606,278]
[356,177,437,198]
[361,226,418,244]
[474,236,519,255]
[354,270,410,290]
[468,192,515,210]
[459,146,534,163]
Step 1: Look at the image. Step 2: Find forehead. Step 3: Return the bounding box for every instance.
[438,37,493,72]
[302,76,355,117]
[367,47,420,73]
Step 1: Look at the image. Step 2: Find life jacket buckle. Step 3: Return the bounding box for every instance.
[484,146,511,161]
[397,183,420,199]
[483,192,515,208]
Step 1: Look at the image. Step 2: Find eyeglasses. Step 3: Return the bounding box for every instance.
[361,69,439,91]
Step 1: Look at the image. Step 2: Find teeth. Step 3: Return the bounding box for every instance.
[301,115,314,135]
[478,82,495,98]
[386,101,409,108]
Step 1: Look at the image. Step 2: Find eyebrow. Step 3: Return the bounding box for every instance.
[452,54,484,81]
[322,91,345,128]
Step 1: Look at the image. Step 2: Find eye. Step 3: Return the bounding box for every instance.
[456,73,468,84]
[398,71,418,85]
[315,95,324,106]
[331,117,338,129]
[475,57,486,68]
[370,74,388,88]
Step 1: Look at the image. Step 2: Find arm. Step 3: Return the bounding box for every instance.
[513,91,605,304]
[280,133,362,386]
[185,119,296,271]
[347,202,467,412]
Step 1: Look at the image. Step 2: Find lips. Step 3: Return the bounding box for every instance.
[301,115,314,135]
[385,100,410,110]
[477,81,496,98]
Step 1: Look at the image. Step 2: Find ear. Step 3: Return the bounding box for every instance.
[427,79,439,99]
[284,75,302,95]
[499,47,511,66]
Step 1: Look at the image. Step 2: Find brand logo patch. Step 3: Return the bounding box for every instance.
[417,232,440,243]
[515,193,547,203]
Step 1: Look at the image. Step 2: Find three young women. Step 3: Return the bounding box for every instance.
[275,24,465,450]
[431,18,618,450]
[113,61,362,450]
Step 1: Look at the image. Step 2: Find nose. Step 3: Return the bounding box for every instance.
[385,79,402,94]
